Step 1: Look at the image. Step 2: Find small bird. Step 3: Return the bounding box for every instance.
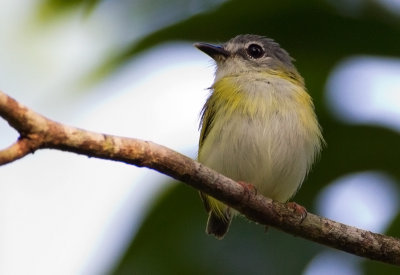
[194,34,323,239]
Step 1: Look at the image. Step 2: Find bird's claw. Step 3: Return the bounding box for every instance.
[286,202,307,222]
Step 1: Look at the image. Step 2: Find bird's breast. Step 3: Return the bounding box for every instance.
[198,75,322,201]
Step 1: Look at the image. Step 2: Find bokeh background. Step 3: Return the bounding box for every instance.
[1,0,400,274]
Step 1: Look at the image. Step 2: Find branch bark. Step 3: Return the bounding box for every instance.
[1,90,399,265]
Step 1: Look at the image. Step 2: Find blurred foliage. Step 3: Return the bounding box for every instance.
[37,0,97,19]
[41,0,400,273]
[38,0,226,83]
[89,0,400,87]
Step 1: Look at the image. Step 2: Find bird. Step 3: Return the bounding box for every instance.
[194,34,323,239]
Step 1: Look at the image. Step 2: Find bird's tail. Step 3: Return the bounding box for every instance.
[206,210,232,239]
[200,192,232,239]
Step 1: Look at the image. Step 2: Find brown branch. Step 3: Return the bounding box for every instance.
[1,90,400,265]
[0,138,40,164]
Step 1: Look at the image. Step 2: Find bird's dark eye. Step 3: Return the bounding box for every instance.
[246,44,264,59]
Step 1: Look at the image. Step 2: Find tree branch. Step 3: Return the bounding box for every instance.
[1,90,399,265]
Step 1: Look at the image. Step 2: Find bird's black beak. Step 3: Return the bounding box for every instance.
[194,42,229,60]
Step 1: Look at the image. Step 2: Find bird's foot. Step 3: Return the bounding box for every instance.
[237,181,257,204]
[286,202,307,222]
[237,181,257,195]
